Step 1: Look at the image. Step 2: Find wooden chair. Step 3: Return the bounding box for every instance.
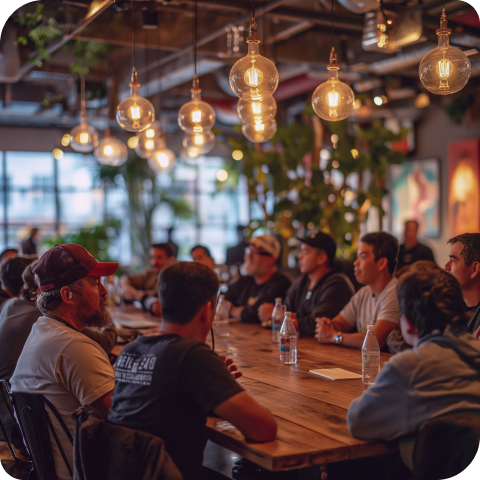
[412,411,480,480]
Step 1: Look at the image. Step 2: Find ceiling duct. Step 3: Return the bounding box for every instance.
[337,0,379,14]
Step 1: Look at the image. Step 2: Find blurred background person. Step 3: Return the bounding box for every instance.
[191,245,215,270]
[397,220,435,269]
[21,227,39,256]
[0,256,34,311]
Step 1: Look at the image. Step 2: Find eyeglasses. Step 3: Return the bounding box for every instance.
[245,247,272,257]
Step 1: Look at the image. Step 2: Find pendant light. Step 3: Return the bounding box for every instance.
[135,121,165,159]
[94,57,128,166]
[419,8,471,95]
[182,131,215,157]
[311,1,354,122]
[229,1,278,102]
[242,120,277,144]
[178,0,216,134]
[237,96,277,124]
[70,74,99,153]
[116,1,155,132]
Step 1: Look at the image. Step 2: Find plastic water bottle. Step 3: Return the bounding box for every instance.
[280,312,297,364]
[362,325,380,386]
[214,295,230,337]
[271,298,285,343]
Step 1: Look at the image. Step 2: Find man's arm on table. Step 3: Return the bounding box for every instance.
[315,315,397,349]
[214,391,277,442]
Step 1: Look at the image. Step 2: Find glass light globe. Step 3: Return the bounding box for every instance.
[182,131,215,156]
[237,96,277,123]
[135,126,165,159]
[229,20,278,101]
[419,9,471,95]
[312,47,354,122]
[148,147,175,173]
[180,148,206,166]
[178,77,216,133]
[94,133,128,166]
[116,68,155,132]
[242,120,277,143]
[70,115,99,153]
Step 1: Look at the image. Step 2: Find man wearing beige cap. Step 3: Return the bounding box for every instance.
[224,235,291,323]
[10,244,118,480]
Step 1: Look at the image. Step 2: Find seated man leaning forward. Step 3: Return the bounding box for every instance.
[121,242,175,301]
[347,262,480,465]
[108,262,277,480]
[258,231,355,336]
[224,235,291,323]
[10,244,118,480]
[315,232,401,350]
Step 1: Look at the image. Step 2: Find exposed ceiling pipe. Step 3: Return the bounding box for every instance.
[136,0,291,76]
[8,0,116,83]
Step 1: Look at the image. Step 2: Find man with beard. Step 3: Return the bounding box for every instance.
[10,244,118,480]
[224,235,291,323]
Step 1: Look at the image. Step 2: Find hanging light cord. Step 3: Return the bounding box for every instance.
[132,0,136,70]
[252,0,255,18]
[331,0,334,48]
[194,0,197,78]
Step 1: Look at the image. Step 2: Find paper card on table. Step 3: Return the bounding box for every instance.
[309,368,362,380]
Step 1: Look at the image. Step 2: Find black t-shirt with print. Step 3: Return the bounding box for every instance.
[108,334,243,480]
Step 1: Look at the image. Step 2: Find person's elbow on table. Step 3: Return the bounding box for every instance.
[214,391,277,442]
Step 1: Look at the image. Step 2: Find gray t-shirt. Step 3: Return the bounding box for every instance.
[0,297,40,383]
[339,277,400,332]
[10,316,115,480]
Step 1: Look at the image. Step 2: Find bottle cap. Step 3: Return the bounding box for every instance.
[285,311,291,316]
[219,294,225,299]
[367,325,374,331]
[275,297,282,302]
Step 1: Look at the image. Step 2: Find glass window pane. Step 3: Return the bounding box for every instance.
[6,152,54,188]
[58,153,96,190]
[59,190,104,228]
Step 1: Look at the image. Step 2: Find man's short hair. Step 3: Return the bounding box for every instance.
[397,261,467,337]
[158,262,219,325]
[0,248,18,262]
[360,232,399,275]
[0,257,34,295]
[35,275,84,314]
[22,260,39,300]
[151,243,175,258]
[405,219,419,230]
[447,233,480,267]
[190,245,212,258]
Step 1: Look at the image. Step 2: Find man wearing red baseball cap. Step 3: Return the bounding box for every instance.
[10,244,119,480]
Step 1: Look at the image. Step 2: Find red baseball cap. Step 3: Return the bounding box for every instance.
[33,244,119,292]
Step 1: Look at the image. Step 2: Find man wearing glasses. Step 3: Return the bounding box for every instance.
[224,235,291,323]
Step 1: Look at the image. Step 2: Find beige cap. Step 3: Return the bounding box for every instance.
[248,235,281,259]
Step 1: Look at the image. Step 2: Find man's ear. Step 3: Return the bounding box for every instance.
[403,316,418,335]
[317,251,328,267]
[470,262,480,280]
[199,301,212,325]
[60,286,75,306]
[377,256,389,273]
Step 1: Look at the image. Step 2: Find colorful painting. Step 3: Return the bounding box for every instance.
[390,158,440,239]
[448,139,480,237]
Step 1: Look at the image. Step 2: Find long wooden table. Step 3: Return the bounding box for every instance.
[111,308,397,472]
[205,322,397,472]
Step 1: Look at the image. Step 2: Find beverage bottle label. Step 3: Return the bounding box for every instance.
[280,338,291,352]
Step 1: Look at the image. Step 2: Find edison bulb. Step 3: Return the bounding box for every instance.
[148,147,175,173]
[419,9,470,95]
[182,131,215,156]
[242,120,277,143]
[180,148,206,166]
[135,125,165,159]
[116,68,155,132]
[94,137,128,166]
[237,96,277,123]
[178,78,216,133]
[230,22,278,102]
[312,48,354,121]
[70,116,99,153]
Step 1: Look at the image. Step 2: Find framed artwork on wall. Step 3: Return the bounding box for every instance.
[448,139,480,237]
[390,158,441,239]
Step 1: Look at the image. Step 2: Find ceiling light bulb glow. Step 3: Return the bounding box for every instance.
[61,134,71,147]
[232,150,243,160]
[70,117,99,153]
[419,8,471,95]
[135,122,165,159]
[237,96,277,124]
[230,20,278,101]
[148,147,175,173]
[145,128,155,138]
[242,120,277,143]
[127,136,139,149]
[94,136,128,166]
[52,148,64,160]
[216,169,228,182]
[312,48,354,122]
[182,131,215,155]
[104,145,113,156]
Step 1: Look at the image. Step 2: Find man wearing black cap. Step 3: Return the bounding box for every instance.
[10,244,118,480]
[258,231,354,336]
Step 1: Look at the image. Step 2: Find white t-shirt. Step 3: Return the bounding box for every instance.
[10,316,115,480]
[339,277,400,332]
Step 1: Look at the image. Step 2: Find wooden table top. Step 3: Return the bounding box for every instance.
[205,322,397,472]
[109,308,397,472]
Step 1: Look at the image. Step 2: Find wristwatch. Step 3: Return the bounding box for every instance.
[334,334,343,345]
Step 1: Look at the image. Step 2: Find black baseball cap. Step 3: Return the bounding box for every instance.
[296,231,337,262]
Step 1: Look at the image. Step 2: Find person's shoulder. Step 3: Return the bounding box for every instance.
[123,333,204,356]
[325,272,354,289]
[272,270,292,285]
[382,277,399,295]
